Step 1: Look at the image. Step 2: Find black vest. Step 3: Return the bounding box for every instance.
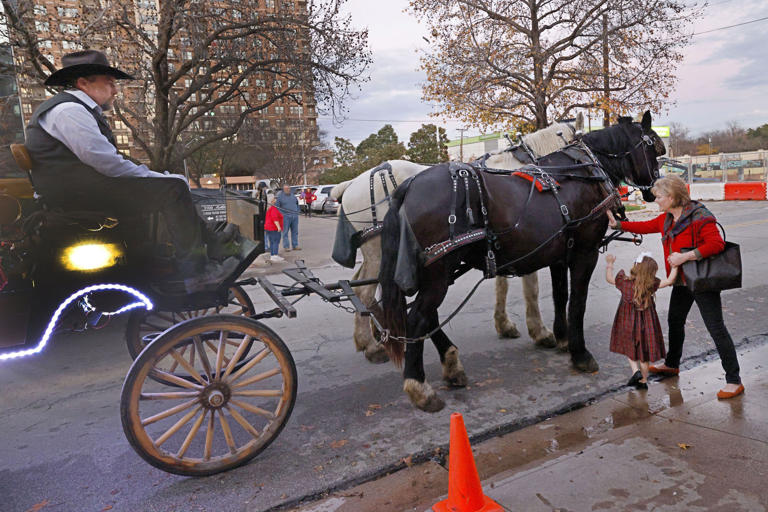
[25,92,118,199]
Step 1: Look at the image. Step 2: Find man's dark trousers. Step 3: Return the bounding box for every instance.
[47,175,205,259]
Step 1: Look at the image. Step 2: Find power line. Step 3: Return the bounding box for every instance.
[693,15,768,35]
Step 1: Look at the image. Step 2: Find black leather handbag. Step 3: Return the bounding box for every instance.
[681,222,742,293]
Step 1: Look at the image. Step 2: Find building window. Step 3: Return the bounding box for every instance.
[59,23,80,34]
[259,119,270,127]
[266,0,275,8]
[290,106,303,115]
[274,106,284,114]
[34,5,47,15]
[273,80,282,90]
[254,79,266,88]
[116,134,130,145]
[35,21,49,32]
[61,41,81,50]
[57,7,79,17]
[113,120,127,130]
[257,92,267,101]
[23,103,32,114]
[220,105,236,114]
[183,51,193,60]
[185,79,192,88]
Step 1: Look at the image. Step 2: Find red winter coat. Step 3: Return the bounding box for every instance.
[265,205,283,231]
[618,203,724,276]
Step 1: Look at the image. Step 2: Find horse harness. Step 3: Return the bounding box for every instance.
[355,162,399,245]
[423,140,622,278]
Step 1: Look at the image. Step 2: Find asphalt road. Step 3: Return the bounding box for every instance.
[2,201,768,512]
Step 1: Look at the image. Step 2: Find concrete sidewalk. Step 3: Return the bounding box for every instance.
[290,340,768,512]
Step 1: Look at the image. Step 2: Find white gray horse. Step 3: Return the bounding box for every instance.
[331,116,584,363]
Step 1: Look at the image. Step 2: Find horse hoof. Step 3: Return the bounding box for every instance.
[364,344,390,364]
[495,319,521,339]
[572,353,600,373]
[444,371,468,388]
[404,379,445,413]
[556,339,569,352]
[441,347,467,387]
[534,332,557,349]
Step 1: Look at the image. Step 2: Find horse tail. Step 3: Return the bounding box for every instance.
[378,181,413,367]
[330,179,353,200]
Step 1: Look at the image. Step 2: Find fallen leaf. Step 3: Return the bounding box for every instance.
[365,410,375,417]
[26,500,49,512]
[499,408,507,413]
[367,404,382,410]
[101,507,113,512]
[677,443,692,450]
[402,455,413,467]
[330,439,348,449]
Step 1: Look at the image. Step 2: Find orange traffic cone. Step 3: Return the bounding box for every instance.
[432,413,504,512]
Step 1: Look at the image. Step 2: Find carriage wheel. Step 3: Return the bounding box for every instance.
[120,315,297,476]
[125,284,255,360]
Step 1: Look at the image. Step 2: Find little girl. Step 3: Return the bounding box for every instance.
[605,252,678,389]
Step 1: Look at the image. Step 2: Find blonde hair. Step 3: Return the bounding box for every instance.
[651,175,690,207]
[628,256,659,310]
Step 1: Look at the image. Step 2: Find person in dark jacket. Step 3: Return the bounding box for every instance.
[607,175,744,398]
[24,50,237,289]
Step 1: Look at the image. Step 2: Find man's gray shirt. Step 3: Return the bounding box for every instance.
[38,89,182,182]
[276,191,299,216]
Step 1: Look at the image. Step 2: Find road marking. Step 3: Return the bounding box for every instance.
[723,218,768,229]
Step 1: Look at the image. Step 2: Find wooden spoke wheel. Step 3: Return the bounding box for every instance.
[120,315,297,476]
[125,284,255,361]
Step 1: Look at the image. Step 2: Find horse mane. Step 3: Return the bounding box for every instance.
[484,120,579,169]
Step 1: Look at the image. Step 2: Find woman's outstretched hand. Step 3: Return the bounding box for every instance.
[606,210,619,229]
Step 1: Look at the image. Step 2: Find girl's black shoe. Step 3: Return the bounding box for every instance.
[627,371,642,387]
[634,381,648,390]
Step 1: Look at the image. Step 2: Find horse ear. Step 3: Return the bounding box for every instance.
[618,116,632,125]
[574,112,584,131]
[641,111,652,131]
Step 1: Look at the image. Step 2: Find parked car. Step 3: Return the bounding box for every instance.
[311,185,337,213]
[323,195,340,214]
[293,185,318,213]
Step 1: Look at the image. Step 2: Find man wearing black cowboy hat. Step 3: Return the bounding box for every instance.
[24,50,240,290]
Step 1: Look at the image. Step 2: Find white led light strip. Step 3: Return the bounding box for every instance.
[0,283,153,362]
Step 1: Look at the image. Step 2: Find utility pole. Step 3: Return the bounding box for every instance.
[458,127,467,162]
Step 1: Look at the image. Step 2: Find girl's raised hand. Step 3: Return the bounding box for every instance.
[605,253,616,264]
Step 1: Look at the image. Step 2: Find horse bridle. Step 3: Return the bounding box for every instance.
[591,130,660,191]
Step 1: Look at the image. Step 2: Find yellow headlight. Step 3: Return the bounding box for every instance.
[62,243,123,271]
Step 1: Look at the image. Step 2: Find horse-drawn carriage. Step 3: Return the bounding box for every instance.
[0,144,375,476]
[1,111,662,475]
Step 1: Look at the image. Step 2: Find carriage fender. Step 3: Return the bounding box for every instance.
[332,206,360,268]
[394,208,422,296]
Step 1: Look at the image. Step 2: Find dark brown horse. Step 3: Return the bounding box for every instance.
[378,112,664,411]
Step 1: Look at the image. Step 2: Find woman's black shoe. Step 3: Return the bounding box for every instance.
[627,371,642,387]
[634,381,648,390]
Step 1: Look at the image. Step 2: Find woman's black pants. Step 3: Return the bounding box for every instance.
[666,285,741,384]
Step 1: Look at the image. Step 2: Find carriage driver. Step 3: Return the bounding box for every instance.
[24,50,238,289]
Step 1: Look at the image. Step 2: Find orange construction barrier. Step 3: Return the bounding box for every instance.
[724,182,767,200]
[432,413,504,512]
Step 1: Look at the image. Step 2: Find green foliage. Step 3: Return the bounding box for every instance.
[747,123,768,139]
[355,124,406,166]
[333,137,356,167]
[406,124,449,164]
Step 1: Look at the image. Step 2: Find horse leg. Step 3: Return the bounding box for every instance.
[354,239,389,364]
[402,279,449,412]
[550,262,569,352]
[567,250,600,373]
[521,272,556,348]
[494,276,521,338]
[429,320,468,388]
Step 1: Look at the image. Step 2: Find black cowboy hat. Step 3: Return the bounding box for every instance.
[44,50,133,86]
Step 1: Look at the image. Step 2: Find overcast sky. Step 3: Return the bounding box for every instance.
[317,0,768,145]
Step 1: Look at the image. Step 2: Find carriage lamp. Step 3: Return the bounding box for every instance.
[61,242,123,272]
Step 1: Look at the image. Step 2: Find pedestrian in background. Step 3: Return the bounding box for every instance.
[303,188,316,218]
[608,175,744,399]
[276,183,301,251]
[605,252,678,389]
[264,194,284,262]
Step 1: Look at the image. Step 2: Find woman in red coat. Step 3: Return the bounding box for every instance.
[607,175,743,398]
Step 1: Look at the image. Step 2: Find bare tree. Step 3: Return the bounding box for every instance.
[412,0,700,130]
[1,0,370,170]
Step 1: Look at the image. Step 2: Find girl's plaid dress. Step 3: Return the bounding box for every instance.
[609,270,666,362]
